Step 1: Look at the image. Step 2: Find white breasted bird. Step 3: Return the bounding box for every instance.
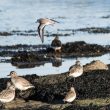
[7,71,35,91]
[51,36,62,53]
[69,60,83,78]
[0,82,15,103]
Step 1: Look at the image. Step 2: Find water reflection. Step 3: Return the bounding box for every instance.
[51,53,62,67]
[0,53,109,78]
[11,52,63,68]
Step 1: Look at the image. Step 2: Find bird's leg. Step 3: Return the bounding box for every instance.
[63,100,66,104]
[0,102,5,109]
[41,43,43,53]
[74,77,75,83]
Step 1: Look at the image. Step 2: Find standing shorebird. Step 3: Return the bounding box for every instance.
[7,71,35,91]
[63,87,76,103]
[68,60,83,78]
[36,18,59,43]
[0,82,15,103]
[51,36,62,53]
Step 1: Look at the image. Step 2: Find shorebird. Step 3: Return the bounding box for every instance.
[36,18,59,43]
[63,87,76,103]
[0,82,15,103]
[5,81,12,89]
[7,71,35,91]
[51,36,62,53]
[68,60,83,78]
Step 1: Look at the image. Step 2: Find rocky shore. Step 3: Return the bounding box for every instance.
[8,41,109,68]
[0,41,109,58]
[0,61,109,110]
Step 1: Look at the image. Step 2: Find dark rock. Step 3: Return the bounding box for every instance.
[0,32,12,36]
[76,27,110,33]
[61,41,108,57]
[0,41,109,58]
[9,41,109,66]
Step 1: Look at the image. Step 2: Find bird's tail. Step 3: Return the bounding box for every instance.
[30,85,35,88]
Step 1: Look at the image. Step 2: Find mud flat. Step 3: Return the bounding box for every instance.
[0,61,110,110]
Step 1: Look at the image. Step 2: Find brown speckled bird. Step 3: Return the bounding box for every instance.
[63,87,76,103]
[69,60,83,78]
[7,71,35,91]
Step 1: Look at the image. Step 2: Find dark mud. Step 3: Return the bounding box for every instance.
[0,64,110,110]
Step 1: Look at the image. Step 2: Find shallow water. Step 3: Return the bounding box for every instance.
[0,53,109,78]
[0,0,110,77]
[0,33,110,46]
[0,0,110,45]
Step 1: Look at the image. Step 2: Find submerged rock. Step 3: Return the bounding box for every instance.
[76,27,110,33]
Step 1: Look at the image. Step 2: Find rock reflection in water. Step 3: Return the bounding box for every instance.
[14,62,45,68]
[11,52,62,68]
[52,53,62,67]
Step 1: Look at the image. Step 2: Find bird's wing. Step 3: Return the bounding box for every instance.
[49,19,59,23]
[0,90,13,99]
[69,65,75,71]
[16,77,33,87]
[64,91,75,99]
[38,24,45,43]
[69,65,82,73]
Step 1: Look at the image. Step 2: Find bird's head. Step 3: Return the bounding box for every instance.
[7,71,17,77]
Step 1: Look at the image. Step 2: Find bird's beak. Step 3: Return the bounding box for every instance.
[7,74,10,76]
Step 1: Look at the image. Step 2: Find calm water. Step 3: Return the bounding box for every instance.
[0,0,110,45]
[0,53,109,78]
[0,0,110,77]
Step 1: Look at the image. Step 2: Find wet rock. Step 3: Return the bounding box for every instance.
[84,60,109,72]
[101,15,110,19]
[0,64,110,109]
[50,33,71,36]
[9,41,109,68]
[76,27,110,33]
[0,41,109,58]
[61,41,108,57]
[63,104,110,110]
[0,32,12,36]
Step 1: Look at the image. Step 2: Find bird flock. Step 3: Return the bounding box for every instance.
[0,18,84,106]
